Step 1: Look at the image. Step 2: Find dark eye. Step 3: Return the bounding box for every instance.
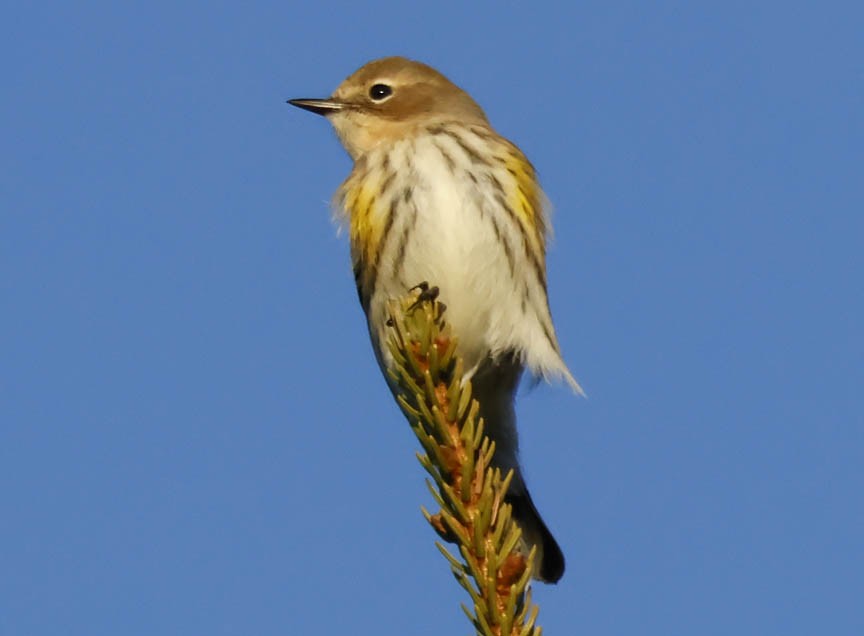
[369,83,393,101]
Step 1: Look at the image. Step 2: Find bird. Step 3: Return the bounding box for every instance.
[288,56,581,583]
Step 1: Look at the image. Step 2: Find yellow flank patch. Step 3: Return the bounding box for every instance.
[504,151,546,255]
[340,173,386,267]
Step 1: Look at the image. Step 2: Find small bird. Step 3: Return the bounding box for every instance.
[289,57,581,583]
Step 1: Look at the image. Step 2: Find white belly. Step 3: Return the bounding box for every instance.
[354,133,576,390]
[365,137,532,374]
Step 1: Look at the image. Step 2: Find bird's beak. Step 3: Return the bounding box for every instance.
[287,98,346,116]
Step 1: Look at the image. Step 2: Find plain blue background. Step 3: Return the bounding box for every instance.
[3,2,862,634]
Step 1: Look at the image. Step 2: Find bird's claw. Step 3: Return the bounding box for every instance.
[408,281,440,312]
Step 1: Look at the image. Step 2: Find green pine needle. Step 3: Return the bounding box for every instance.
[384,287,543,636]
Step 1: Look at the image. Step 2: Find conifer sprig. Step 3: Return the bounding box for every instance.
[385,287,542,636]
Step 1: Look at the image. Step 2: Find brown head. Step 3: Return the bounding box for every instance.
[289,57,489,159]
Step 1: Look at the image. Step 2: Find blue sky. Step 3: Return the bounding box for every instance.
[2,2,862,634]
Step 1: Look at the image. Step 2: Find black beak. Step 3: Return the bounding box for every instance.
[287,98,345,116]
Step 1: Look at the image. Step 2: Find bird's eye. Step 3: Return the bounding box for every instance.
[369,83,393,101]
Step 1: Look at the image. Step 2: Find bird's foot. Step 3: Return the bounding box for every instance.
[408,281,440,312]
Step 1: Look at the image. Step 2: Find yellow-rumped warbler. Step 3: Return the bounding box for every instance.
[289,57,581,583]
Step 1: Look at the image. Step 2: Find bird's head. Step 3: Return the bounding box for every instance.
[289,57,489,159]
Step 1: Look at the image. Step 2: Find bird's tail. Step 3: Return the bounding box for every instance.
[507,485,566,583]
[470,353,566,583]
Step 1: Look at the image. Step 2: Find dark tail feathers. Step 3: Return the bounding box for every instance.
[507,489,565,583]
